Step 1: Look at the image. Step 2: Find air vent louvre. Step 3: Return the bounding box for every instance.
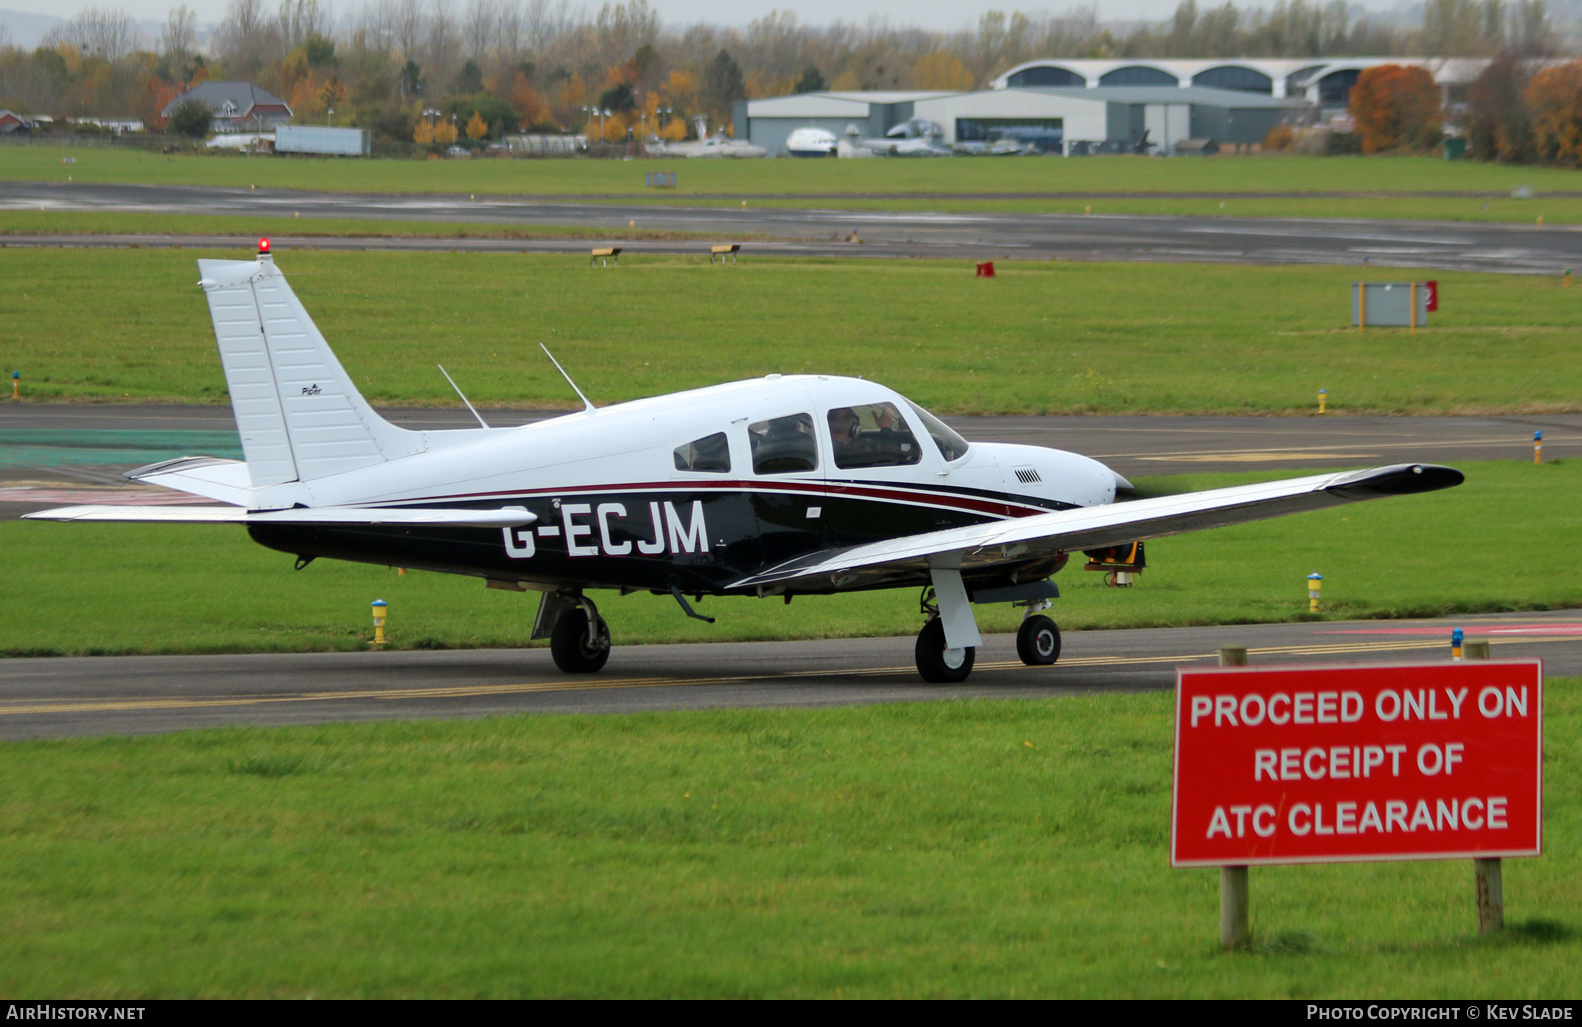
[1014,467,1042,484]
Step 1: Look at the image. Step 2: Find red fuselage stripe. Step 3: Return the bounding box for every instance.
[366,479,1053,518]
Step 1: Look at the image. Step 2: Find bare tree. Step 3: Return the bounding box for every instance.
[44,8,140,60]
[162,5,198,61]
[463,0,496,61]
[278,0,330,51]
[214,0,283,77]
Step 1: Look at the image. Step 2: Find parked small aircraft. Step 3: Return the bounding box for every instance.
[786,126,838,157]
[850,117,952,157]
[647,115,767,158]
[28,244,1464,682]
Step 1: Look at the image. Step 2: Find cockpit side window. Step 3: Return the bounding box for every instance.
[907,402,971,462]
[748,413,818,474]
[827,402,923,470]
[674,432,731,472]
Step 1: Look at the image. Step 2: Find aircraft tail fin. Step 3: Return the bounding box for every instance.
[197,252,422,488]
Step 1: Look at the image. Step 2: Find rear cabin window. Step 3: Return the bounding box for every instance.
[674,432,731,472]
[748,413,818,474]
[827,402,922,469]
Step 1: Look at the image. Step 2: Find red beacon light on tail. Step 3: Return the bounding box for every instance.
[257,237,271,256]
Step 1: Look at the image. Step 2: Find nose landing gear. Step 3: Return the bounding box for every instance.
[1016,613,1061,665]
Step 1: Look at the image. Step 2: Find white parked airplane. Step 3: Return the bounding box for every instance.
[786,127,838,157]
[27,244,1464,682]
[852,118,952,157]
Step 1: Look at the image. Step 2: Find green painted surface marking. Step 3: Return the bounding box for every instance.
[0,429,243,469]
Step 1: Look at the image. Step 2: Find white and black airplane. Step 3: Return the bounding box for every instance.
[27,243,1464,682]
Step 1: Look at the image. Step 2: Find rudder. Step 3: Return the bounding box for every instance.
[197,253,420,487]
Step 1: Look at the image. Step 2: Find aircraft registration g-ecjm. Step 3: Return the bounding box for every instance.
[28,243,1465,682]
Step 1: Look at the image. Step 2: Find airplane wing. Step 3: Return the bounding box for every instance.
[728,464,1462,591]
[23,505,538,528]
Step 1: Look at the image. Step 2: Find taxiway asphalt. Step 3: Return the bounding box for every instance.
[5,181,1582,274]
[1,610,1575,740]
[4,404,1576,488]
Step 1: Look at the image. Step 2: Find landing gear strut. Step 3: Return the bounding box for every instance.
[550,598,611,673]
[914,582,976,683]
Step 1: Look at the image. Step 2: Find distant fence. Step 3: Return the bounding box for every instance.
[0,134,179,150]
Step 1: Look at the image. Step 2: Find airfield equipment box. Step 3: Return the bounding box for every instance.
[274,125,371,156]
[1352,282,1431,328]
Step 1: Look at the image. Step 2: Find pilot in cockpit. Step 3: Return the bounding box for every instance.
[829,403,918,468]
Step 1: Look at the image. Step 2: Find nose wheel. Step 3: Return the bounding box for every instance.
[550,602,611,673]
[1016,614,1061,665]
[915,618,975,683]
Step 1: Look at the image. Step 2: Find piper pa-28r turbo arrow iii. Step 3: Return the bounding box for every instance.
[28,242,1465,682]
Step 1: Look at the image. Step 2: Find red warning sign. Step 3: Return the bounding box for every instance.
[1171,661,1542,867]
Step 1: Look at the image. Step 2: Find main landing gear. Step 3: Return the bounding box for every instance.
[913,583,1062,683]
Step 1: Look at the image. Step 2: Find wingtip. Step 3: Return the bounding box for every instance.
[1332,463,1464,498]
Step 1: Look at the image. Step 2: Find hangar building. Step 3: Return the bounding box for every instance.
[735,86,1304,156]
[989,57,1493,114]
[730,91,959,156]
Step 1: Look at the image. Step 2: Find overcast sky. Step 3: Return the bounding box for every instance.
[3,0,1402,36]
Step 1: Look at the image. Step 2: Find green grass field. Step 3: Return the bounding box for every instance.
[9,147,1582,204]
[1,687,1575,997]
[3,249,1579,415]
[4,460,1574,657]
[13,146,1582,221]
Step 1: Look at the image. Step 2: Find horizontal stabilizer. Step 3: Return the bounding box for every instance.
[24,505,538,528]
[728,464,1464,592]
[127,457,252,506]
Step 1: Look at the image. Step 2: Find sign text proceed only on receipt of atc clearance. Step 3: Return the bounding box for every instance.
[1171,661,1543,867]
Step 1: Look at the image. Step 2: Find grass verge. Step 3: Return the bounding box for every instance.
[8,147,1582,209]
[3,248,1580,414]
[3,460,1575,657]
[0,686,1576,997]
[0,210,755,242]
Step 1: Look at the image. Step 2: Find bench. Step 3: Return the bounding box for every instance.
[710,243,741,264]
[590,247,621,267]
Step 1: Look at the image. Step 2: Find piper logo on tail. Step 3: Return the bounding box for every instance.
[504,500,708,559]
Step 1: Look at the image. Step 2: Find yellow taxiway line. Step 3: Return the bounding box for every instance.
[0,633,1571,720]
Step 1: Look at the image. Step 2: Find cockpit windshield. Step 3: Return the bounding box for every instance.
[906,402,971,462]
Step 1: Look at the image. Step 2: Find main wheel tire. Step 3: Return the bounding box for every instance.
[1016,614,1061,666]
[550,608,611,673]
[914,618,975,683]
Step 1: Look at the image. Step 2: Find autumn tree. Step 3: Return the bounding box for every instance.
[1466,54,1536,161]
[1525,61,1582,164]
[910,51,973,90]
[466,110,488,139]
[1348,64,1442,153]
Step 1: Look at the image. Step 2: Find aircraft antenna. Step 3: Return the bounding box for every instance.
[437,364,490,428]
[539,344,596,415]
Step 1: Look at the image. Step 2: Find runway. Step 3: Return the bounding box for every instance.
[5,181,1582,274]
[0,611,1574,739]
